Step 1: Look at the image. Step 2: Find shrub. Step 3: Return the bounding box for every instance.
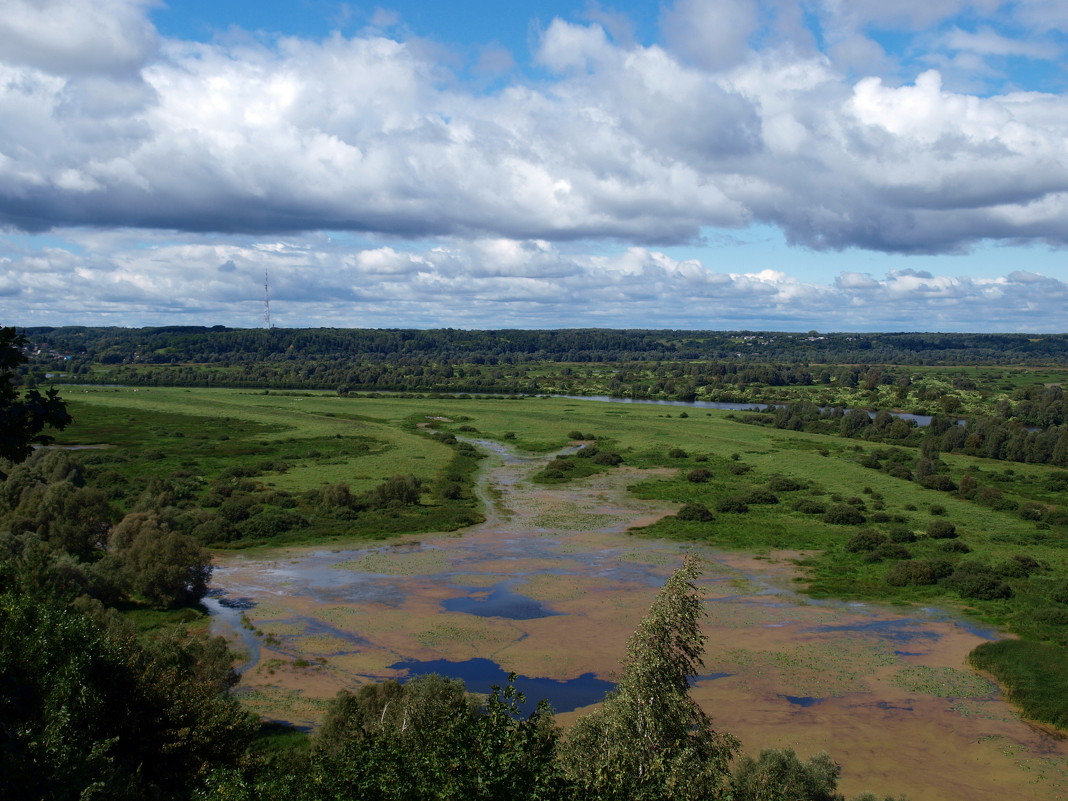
[876,543,912,560]
[1051,581,1068,605]
[996,555,1042,578]
[927,520,957,539]
[790,499,826,515]
[575,445,599,459]
[929,504,946,516]
[888,524,917,543]
[945,568,1013,600]
[727,463,751,475]
[742,488,779,505]
[366,474,423,508]
[593,451,623,466]
[240,509,308,539]
[920,475,957,492]
[686,468,712,484]
[568,430,586,440]
[1045,509,1068,526]
[823,504,866,525]
[546,458,574,472]
[767,476,802,492]
[668,448,689,458]
[845,529,889,553]
[939,540,971,553]
[1019,502,1046,521]
[885,560,943,586]
[716,497,749,514]
[677,503,714,522]
[887,464,913,480]
[321,482,354,509]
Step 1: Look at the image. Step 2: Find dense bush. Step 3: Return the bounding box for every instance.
[715,497,749,514]
[939,540,971,553]
[676,503,714,522]
[823,504,866,526]
[845,529,889,553]
[790,498,826,515]
[766,476,802,492]
[920,475,957,491]
[742,488,779,505]
[887,524,916,543]
[927,520,958,539]
[944,561,1013,600]
[366,474,423,508]
[686,468,712,484]
[239,509,308,539]
[885,559,952,586]
[1019,502,1046,521]
[593,451,623,466]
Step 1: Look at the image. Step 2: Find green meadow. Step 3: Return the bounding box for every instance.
[54,386,1068,727]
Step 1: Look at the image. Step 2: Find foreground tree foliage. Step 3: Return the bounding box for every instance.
[0,591,257,801]
[560,556,739,801]
[0,327,71,470]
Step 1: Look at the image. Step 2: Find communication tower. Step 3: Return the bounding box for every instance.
[263,271,273,329]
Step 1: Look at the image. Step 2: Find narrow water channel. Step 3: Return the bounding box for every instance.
[208,440,1068,801]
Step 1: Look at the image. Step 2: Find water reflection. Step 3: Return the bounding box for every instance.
[442,582,563,619]
[388,656,615,714]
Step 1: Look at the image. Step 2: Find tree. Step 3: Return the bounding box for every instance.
[306,674,563,800]
[731,749,841,801]
[560,556,739,801]
[0,590,255,801]
[108,512,212,608]
[0,327,72,471]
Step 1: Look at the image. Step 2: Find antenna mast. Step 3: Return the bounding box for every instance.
[263,270,272,329]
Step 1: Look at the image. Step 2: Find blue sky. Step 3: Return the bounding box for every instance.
[0,0,1066,331]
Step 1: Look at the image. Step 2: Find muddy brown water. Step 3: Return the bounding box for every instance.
[208,440,1068,800]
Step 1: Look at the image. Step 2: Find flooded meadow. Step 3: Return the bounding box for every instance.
[208,440,1068,800]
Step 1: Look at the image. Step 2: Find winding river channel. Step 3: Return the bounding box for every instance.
[208,438,1068,801]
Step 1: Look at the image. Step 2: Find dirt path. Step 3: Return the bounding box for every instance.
[209,441,1068,801]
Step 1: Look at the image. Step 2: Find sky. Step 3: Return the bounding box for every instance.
[0,1,1067,332]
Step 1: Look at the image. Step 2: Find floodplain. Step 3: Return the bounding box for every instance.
[54,386,1068,800]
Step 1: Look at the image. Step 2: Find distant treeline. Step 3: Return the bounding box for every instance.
[21,326,1068,367]
[752,401,1068,467]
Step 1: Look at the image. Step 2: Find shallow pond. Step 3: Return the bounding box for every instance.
[209,441,1068,801]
